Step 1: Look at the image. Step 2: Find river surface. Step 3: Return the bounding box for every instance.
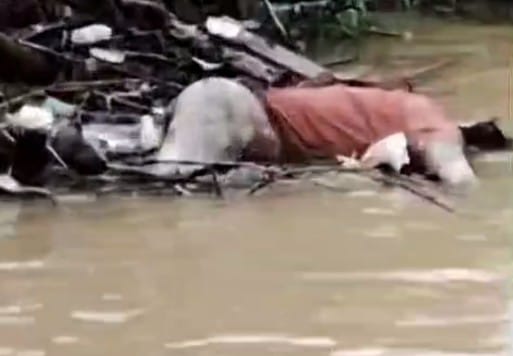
[0,15,512,356]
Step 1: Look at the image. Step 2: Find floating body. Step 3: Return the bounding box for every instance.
[156,77,477,188]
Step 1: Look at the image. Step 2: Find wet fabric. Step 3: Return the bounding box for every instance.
[264,84,462,163]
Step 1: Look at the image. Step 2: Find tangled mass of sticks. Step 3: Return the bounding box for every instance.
[0,1,313,197]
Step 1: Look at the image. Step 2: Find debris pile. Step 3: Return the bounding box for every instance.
[0,0,331,200]
[0,0,510,205]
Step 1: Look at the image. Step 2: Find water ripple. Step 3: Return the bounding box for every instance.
[71,309,144,324]
[300,269,503,284]
[0,350,46,356]
[0,261,44,271]
[165,334,337,349]
[52,336,80,345]
[396,314,508,327]
[362,208,397,216]
[16,350,46,356]
[346,190,378,198]
[331,348,506,356]
[101,294,124,301]
[364,225,400,239]
[0,316,35,325]
[0,304,43,315]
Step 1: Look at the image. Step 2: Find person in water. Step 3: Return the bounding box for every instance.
[156,74,478,188]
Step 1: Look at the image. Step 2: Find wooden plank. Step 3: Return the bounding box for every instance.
[205,16,327,79]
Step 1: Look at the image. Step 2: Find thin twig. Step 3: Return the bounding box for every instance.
[18,39,80,63]
[312,178,350,192]
[248,175,276,195]
[0,89,46,111]
[46,144,69,170]
[396,58,456,82]
[365,27,403,37]
[322,53,359,68]
[0,129,16,143]
[210,169,223,198]
[174,184,192,196]
[262,0,291,44]
[367,171,455,213]
[246,161,455,213]
[50,78,145,91]
[121,158,279,172]
[93,90,151,112]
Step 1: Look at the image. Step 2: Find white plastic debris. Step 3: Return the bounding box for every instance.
[71,24,113,45]
[5,105,54,130]
[336,153,361,169]
[41,97,76,118]
[89,47,126,64]
[191,57,224,71]
[151,107,165,117]
[361,132,410,172]
[139,115,161,151]
[206,16,243,39]
[0,175,21,194]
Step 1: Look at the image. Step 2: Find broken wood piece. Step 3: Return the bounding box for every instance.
[205,16,327,79]
[400,58,455,81]
[366,26,413,40]
[322,53,359,68]
[371,172,456,213]
[262,0,291,44]
[223,47,285,84]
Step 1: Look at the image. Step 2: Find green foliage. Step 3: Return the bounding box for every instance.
[282,0,415,41]
[335,1,371,38]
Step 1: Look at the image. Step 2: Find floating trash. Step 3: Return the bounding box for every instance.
[71,24,113,45]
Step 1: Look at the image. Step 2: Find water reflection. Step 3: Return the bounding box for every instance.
[0,202,54,265]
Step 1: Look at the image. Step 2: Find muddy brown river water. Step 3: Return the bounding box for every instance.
[0,15,512,356]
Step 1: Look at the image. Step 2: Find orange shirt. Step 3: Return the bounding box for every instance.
[264,84,462,163]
